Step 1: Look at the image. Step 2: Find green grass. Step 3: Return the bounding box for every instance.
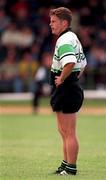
[0,97,50,106]
[0,98,106,107]
[83,99,106,107]
[0,113,106,180]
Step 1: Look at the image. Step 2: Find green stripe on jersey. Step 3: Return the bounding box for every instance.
[72,68,81,72]
[51,67,81,73]
[51,67,62,73]
[58,44,75,57]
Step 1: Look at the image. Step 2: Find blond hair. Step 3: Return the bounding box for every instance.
[49,7,72,26]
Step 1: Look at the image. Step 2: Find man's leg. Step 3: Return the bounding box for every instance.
[56,112,79,174]
[63,113,78,164]
[56,112,67,162]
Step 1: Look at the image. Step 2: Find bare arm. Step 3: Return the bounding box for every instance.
[55,63,75,86]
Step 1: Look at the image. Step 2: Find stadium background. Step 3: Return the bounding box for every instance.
[0,0,106,93]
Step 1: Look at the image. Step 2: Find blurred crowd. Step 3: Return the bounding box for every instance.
[0,0,106,93]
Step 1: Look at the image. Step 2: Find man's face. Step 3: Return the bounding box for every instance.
[50,15,66,36]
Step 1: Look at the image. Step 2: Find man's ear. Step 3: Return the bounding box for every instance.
[63,20,68,27]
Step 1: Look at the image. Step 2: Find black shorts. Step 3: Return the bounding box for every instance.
[50,81,84,113]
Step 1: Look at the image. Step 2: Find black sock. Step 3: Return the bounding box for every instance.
[65,163,77,175]
[61,160,68,168]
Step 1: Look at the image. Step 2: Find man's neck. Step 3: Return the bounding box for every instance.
[59,27,71,37]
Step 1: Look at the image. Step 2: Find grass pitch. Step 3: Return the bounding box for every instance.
[0,113,106,180]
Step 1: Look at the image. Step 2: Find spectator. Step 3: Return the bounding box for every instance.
[16,51,39,92]
[0,45,18,92]
[10,0,29,27]
[32,52,52,113]
[0,8,11,34]
[86,44,106,89]
[1,23,35,48]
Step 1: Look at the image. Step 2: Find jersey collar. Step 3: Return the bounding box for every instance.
[59,28,71,38]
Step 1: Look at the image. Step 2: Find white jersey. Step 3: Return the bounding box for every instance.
[51,30,87,73]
